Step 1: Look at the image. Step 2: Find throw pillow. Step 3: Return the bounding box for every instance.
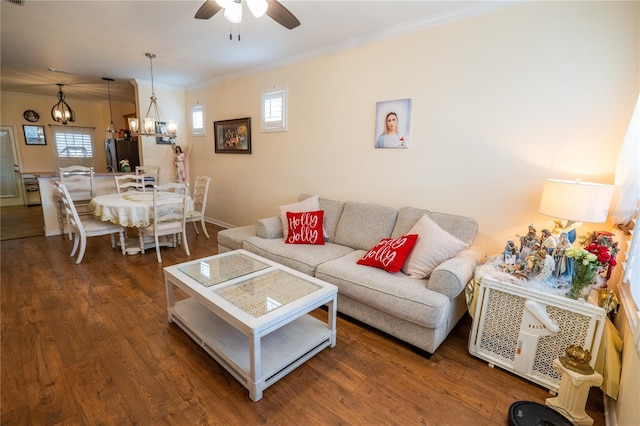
[402,214,469,278]
[279,195,320,239]
[357,234,419,273]
[285,210,325,245]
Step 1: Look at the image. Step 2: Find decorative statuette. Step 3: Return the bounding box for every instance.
[559,345,594,375]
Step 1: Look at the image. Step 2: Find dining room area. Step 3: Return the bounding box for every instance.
[31,166,212,264]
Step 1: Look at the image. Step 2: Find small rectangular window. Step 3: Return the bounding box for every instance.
[262,88,287,132]
[191,104,205,136]
[52,126,95,168]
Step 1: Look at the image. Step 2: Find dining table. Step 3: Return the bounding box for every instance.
[90,191,195,255]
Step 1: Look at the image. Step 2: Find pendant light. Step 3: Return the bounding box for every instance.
[102,77,117,137]
[128,53,177,139]
[51,83,76,125]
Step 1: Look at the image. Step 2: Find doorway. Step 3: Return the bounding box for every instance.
[0,125,25,206]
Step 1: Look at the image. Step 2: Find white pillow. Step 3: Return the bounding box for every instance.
[279,195,320,239]
[402,214,469,278]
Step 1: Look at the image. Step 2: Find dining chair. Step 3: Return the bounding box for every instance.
[186,176,212,238]
[114,174,146,193]
[58,165,95,239]
[135,165,160,190]
[55,182,125,264]
[138,182,190,263]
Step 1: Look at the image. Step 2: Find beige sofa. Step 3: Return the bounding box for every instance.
[217,194,483,354]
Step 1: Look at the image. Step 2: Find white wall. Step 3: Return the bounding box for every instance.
[185,1,638,255]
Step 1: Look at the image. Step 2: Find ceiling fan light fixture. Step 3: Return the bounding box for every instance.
[223,1,242,23]
[51,83,76,125]
[247,0,267,18]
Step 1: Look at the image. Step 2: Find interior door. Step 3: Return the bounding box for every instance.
[0,125,24,206]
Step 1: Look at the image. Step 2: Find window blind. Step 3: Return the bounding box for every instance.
[52,126,95,169]
[262,89,287,132]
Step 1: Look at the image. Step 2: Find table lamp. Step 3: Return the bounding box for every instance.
[539,178,614,242]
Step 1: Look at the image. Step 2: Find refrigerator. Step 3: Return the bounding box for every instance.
[105,138,140,172]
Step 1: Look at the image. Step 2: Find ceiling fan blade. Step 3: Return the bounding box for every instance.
[195,0,222,20]
[266,0,300,30]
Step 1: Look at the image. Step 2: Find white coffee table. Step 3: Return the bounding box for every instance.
[163,249,338,401]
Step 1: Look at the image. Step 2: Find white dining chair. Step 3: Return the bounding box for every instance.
[55,182,125,264]
[138,182,190,263]
[135,165,160,190]
[58,165,95,239]
[186,176,211,238]
[114,174,145,193]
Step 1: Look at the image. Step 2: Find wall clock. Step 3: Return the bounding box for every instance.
[23,110,40,122]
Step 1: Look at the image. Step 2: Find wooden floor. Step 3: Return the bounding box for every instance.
[0,204,45,240]
[1,219,606,425]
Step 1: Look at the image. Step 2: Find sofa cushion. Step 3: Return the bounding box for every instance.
[402,214,469,278]
[334,201,398,251]
[316,251,450,329]
[392,206,478,245]
[217,224,257,252]
[357,234,418,273]
[279,195,320,240]
[285,210,324,245]
[299,194,345,243]
[243,236,354,276]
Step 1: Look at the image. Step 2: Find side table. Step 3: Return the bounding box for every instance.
[468,277,606,393]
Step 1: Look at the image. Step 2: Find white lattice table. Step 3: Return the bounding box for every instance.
[164,250,338,401]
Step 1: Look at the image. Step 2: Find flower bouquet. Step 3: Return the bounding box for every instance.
[564,247,600,299]
[119,159,130,172]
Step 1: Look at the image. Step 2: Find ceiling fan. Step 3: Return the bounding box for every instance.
[195,0,300,30]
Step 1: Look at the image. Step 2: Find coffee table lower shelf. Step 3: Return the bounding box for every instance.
[170,298,333,401]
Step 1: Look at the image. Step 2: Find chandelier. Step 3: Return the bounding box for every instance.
[51,83,76,125]
[103,77,117,137]
[128,53,177,139]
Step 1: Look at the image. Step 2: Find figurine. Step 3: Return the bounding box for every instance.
[540,229,557,254]
[518,224,539,252]
[553,232,573,279]
[503,239,518,264]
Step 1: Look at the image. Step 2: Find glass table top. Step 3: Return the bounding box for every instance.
[178,252,270,288]
[215,269,322,318]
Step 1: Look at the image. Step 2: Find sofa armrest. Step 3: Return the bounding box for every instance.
[256,216,284,239]
[427,244,485,299]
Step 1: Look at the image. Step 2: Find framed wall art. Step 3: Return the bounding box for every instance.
[23,125,47,145]
[156,121,172,144]
[374,98,412,149]
[214,117,251,154]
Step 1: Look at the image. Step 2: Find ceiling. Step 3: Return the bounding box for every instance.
[1,0,517,105]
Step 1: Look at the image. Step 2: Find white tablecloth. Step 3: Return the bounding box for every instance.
[90,192,194,228]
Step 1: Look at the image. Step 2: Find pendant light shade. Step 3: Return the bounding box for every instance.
[51,83,76,125]
[103,77,117,136]
[128,53,177,140]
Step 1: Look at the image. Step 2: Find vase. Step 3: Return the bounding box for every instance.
[121,165,130,172]
[568,261,598,300]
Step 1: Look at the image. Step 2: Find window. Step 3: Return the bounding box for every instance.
[619,202,640,355]
[51,126,95,169]
[191,104,205,136]
[262,88,287,132]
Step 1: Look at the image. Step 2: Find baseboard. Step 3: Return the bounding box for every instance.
[203,216,233,229]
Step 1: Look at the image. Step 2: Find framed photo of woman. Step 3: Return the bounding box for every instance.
[374,98,412,149]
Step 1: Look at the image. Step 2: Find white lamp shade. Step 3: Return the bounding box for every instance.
[247,0,268,18]
[539,179,614,223]
[224,1,242,23]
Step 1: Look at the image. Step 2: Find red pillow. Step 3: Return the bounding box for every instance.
[285,210,325,245]
[357,234,419,273]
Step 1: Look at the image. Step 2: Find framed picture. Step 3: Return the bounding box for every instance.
[156,121,172,144]
[23,125,46,145]
[374,98,412,149]
[214,117,251,154]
